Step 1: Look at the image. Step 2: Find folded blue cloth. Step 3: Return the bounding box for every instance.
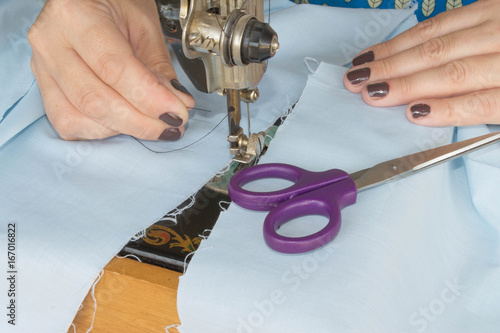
[0,0,44,147]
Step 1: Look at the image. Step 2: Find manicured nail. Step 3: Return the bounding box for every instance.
[352,51,374,67]
[159,128,181,141]
[347,67,371,85]
[411,104,431,119]
[171,79,192,96]
[159,112,183,127]
[367,82,389,98]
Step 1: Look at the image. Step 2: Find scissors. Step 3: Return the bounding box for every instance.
[228,132,500,254]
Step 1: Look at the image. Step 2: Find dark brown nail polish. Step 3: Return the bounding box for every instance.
[159,112,183,127]
[352,51,374,67]
[411,104,431,119]
[347,67,371,85]
[367,82,389,98]
[171,79,192,96]
[159,128,181,141]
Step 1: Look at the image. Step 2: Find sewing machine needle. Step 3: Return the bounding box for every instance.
[226,89,243,156]
[247,102,251,136]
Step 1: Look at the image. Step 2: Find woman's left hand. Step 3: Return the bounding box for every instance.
[344,0,500,127]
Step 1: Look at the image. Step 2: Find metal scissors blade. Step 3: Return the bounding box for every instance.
[351,132,500,192]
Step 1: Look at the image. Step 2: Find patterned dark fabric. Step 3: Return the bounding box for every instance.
[292,0,477,21]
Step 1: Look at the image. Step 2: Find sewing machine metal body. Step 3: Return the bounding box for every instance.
[156,0,279,163]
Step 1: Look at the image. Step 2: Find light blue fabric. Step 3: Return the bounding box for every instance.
[178,63,500,332]
[0,1,419,332]
[0,0,44,146]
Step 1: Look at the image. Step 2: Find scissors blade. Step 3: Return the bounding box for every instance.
[350,131,500,192]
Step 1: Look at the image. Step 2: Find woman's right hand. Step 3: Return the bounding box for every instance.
[28,0,195,141]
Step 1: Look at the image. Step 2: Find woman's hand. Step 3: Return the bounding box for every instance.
[344,0,500,127]
[28,0,194,141]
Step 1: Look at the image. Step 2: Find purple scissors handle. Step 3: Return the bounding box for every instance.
[228,163,357,253]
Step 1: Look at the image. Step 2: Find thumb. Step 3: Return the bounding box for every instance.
[124,0,195,109]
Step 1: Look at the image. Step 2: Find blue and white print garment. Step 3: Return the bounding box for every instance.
[293,0,477,21]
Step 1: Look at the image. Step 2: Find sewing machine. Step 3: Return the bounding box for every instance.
[72,3,280,330]
[155,0,279,163]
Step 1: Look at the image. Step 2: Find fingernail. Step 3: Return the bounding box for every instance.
[347,67,371,85]
[159,112,183,127]
[352,51,374,67]
[367,82,389,98]
[411,104,431,119]
[171,79,192,96]
[159,128,181,141]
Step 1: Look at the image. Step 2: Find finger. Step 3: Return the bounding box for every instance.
[350,0,490,66]
[31,56,118,140]
[125,3,195,110]
[42,46,184,141]
[345,21,500,92]
[66,6,190,125]
[406,89,500,127]
[360,54,500,107]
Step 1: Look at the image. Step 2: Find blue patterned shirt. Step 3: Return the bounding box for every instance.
[292,0,477,21]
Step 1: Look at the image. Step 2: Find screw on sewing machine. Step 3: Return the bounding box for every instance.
[218,88,260,104]
[188,33,203,47]
[227,129,266,164]
[240,89,260,104]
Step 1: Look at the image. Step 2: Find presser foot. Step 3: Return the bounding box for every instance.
[229,130,266,164]
[206,125,278,195]
[224,88,264,164]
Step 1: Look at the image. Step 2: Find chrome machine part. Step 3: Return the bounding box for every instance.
[351,131,500,192]
[156,0,279,163]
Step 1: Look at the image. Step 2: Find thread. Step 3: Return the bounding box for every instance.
[132,107,227,154]
[165,323,182,332]
[158,194,197,224]
[85,270,105,333]
[130,229,146,242]
[115,254,143,262]
[219,200,231,211]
